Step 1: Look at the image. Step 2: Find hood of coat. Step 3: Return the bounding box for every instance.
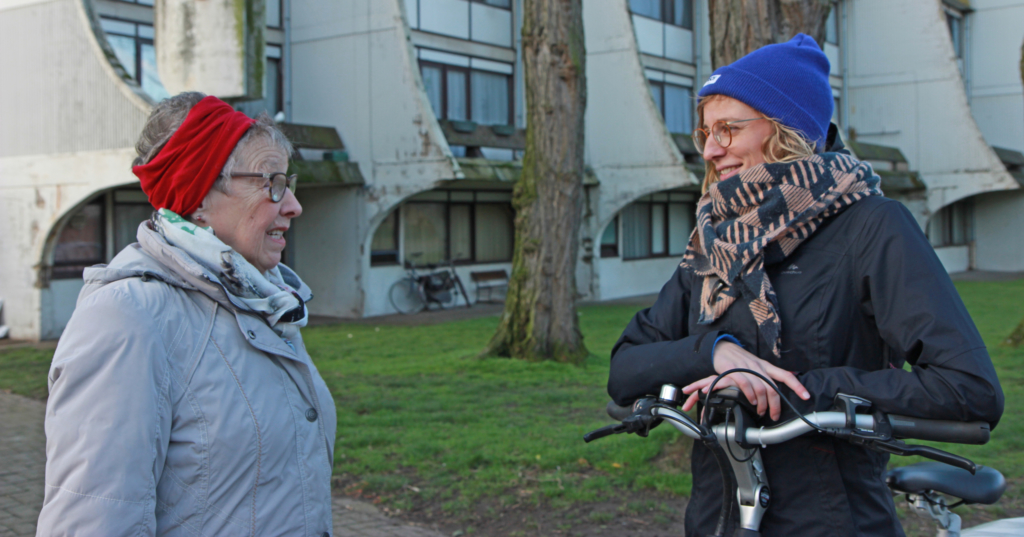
[81,221,312,316]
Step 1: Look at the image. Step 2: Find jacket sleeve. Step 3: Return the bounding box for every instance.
[608,265,723,406]
[794,200,1004,428]
[37,284,172,536]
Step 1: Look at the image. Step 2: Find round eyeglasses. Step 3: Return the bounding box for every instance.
[229,172,298,203]
[692,117,766,153]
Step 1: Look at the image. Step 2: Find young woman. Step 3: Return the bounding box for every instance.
[607,34,1003,536]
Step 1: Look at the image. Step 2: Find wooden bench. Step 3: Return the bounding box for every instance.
[470,270,509,303]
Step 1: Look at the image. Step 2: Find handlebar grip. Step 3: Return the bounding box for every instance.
[607,401,633,421]
[888,415,990,445]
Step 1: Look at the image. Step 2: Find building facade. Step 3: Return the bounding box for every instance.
[1,0,1023,340]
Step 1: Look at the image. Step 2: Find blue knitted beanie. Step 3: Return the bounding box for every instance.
[698,34,833,151]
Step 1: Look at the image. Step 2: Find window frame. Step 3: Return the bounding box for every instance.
[647,78,694,135]
[621,197,695,261]
[469,0,512,11]
[370,210,401,266]
[419,59,514,126]
[629,0,693,29]
[51,199,107,280]
[100,16,154,88]
[387,190,515,267]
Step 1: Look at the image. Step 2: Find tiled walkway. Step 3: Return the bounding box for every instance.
[0,391,443,537]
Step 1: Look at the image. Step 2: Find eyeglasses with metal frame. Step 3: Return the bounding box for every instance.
[229,172,298,203]
[692,117,766,153]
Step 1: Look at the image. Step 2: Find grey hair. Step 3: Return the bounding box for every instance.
[133,93,294,197]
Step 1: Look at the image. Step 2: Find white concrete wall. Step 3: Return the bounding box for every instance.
[582,0,700,300]
[597,256,679,301]
[290,187,366,318]
[845,0,1017,214]
[289,0,465,317]
[0,0,150,339]
[974,189,1024,271]
[934,245,970,273]
[155,0,263,100]
[969,0,1024,153]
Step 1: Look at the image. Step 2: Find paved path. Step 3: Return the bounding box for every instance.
[0,391,443,537]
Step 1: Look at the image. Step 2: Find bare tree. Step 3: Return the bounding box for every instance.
[483,0,588,363]
[708,0,833,69]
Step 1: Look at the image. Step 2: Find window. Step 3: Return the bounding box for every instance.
[100,17,170,101]
[374,190,514,266]
[826,3,839,46]
[113,189,153,254]
[267,0,282,28]
[113,0,154,4]
[629,0,692,29]
[53,200,105,280]
[471,0,510,8]
[620,193,695,260]
[648,80,693,134]
[372,210,400,265]
[946,10,964,59]
[600,216,619,258]
[420,54,513,126]
[928,198,973,248]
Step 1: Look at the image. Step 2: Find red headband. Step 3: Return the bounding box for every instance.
[133,96,256,215]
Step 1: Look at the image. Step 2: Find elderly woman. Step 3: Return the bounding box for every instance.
[37,93,336,536]
[608,35,1003,536]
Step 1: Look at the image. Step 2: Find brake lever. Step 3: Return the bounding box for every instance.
[865,439,978,475]
[583,397,662,443]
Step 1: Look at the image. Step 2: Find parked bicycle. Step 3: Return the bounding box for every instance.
[585,369,1014,537]
[388,253,470,314]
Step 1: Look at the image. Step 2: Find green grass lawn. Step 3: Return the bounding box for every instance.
[4,280,1024,526]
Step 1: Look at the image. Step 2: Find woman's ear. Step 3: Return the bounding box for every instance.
[190,195,213,226]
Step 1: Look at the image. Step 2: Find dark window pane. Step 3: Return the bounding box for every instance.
[663,84,691,134]
[422,65,444,118]
[371,210,399,265]
[114,204,152,254]
[481,0,511,7]
[601,218,619,257]
[622,203,651,259]
[447,70,468,121]
[404,203,447,265]
[471,70,510,125]
[265,57,282,116]
[671,0,692,28]
[667,202,693,255]
[451,204,472,261]
[629,0,661,20]
[651,204,666,255]
[53,202,104,279]
[475,204,513,262]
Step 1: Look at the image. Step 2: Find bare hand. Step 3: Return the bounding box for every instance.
[681,341,810,421]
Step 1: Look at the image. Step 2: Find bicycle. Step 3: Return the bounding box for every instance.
[584,369,1012,537]
[388,254,470,314]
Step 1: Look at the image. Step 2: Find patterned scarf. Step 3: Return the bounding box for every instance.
[151,209,307,335]
[681,153,883,358]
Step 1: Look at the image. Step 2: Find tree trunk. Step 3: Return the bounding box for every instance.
[708,0,833,69]
[483,0,588,363]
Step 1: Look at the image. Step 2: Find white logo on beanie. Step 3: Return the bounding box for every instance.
[703,74,721,87]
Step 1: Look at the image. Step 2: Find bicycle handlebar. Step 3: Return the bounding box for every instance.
[604,398,991,446]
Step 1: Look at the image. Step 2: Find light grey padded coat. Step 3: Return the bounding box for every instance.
[37,222,337,537]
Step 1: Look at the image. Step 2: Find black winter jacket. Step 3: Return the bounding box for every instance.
[608,194,1004,536]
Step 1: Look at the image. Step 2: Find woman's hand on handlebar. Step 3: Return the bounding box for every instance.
[680,342,811,421]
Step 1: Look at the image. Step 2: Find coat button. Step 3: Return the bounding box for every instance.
[306,408,318,422]
[247,330,256,339]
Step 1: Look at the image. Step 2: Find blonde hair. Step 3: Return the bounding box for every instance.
[696,95,817,193]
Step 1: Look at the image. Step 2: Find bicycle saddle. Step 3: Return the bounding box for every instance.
[885,462,1006,505]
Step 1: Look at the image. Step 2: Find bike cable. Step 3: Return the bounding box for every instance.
[723,407,758,463]
[700,368,828,434]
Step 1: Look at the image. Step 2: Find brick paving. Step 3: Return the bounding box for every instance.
[0,391,444,537]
